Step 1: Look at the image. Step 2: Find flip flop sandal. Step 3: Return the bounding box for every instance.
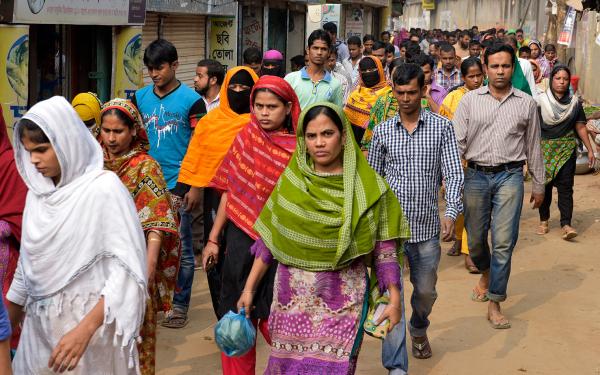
[471,286,489,302]
[411,336,432,359]
[446,242,461,256]
[488,315,511,329]
[161,310,189,329]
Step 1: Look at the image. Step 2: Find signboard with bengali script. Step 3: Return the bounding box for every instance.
[7,0,145,25]
[209,16,237,71]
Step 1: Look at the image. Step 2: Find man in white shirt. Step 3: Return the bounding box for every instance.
[346,35,363,85]
[194,59,223,112]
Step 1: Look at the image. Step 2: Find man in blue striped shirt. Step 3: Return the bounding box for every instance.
[368,63,464,369]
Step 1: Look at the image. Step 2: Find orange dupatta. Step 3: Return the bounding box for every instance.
[178,66,259,187]
[343,56,391,129]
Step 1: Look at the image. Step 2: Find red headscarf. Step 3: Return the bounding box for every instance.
[209,76,301,239]
[0,107,27,244]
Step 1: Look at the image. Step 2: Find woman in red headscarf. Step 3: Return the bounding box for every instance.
[0,107,27,348]
[203,76,301,375]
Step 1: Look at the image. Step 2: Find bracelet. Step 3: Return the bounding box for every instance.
[207,239,219,246]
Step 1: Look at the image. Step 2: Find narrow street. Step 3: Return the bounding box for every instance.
[157,174,600,375]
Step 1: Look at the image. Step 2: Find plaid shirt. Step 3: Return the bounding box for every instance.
[435,67,462,91]
[367,110,464,243]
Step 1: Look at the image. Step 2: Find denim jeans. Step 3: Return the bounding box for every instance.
[404,235,441,337]
[463,167,524,302]
[382,269,408,375]
[173,206,195,313]
[382,235,441,373]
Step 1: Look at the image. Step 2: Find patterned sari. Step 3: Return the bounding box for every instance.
[100,99,180,375]
[361,91,397,151]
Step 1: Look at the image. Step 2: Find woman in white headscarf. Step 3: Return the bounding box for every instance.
[6,96,147,374]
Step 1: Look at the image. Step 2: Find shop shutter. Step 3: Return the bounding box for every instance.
[141,13,206,89]
[162,14,206,88]
[141,12,160,87]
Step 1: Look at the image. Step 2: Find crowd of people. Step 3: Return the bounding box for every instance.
[0,20,599,375]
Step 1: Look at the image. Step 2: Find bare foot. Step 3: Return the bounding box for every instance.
[487,301,511,329]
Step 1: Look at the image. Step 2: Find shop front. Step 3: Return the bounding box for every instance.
[0,0,146,133]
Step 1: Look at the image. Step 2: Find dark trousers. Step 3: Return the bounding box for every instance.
[539,151,576,227]
[204,187,226,318]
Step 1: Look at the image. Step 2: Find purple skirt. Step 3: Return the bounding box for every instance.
[264,260,368,375]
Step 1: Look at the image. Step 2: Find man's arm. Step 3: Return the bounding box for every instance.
[440,123,464,220]
[452,96,470,159]
[366,127,386,177]
[525,100,545,195]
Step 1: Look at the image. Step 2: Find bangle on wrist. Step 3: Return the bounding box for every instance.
[207,239,219,246]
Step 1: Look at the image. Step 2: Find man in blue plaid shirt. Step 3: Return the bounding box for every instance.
[367,63,463,370]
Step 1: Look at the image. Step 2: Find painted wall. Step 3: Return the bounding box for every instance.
[400,0,547,40]
[574,10,600,104]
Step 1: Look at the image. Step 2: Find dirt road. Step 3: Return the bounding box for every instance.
[157,174,600,375]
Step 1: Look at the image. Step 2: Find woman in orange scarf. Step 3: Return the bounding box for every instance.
[343,56,390,144]
[177,66,259,320]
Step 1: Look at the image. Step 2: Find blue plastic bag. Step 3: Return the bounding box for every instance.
[214,308,256,357]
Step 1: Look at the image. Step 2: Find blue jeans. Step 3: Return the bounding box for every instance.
[463,167,524,302]
[173,206,195,313]
[382,269,408,375]
[404,235,441,337]
[382,235,440,373]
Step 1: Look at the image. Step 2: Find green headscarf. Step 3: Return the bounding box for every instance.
[254,102,410,272]
[512,56,532,95]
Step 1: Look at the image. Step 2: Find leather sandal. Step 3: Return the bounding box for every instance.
[537,221,549,235]
[411,335,432,359]
[562,225,578,240]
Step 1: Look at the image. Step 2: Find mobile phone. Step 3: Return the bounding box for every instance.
[205,255,216,273]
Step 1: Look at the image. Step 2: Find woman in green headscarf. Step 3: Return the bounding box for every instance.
[237,102,410,374]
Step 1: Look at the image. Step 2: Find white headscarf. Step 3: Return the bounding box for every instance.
[13,96,147,351]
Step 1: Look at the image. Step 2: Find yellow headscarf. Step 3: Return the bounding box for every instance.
[344,57,391,129]
[72,92,102,126]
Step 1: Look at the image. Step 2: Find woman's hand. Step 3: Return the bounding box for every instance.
[588,150,597,169]
[375,301,402,332]
[48,323,95,372]
[202,241,219,271]
[236,291,255,318]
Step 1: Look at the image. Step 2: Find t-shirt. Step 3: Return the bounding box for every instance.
[0,298,11,341]
[284,67,344,109]
[539,100,586,140]
[133,82,206,190]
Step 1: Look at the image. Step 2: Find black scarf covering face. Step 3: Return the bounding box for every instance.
[228,70,255,114]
